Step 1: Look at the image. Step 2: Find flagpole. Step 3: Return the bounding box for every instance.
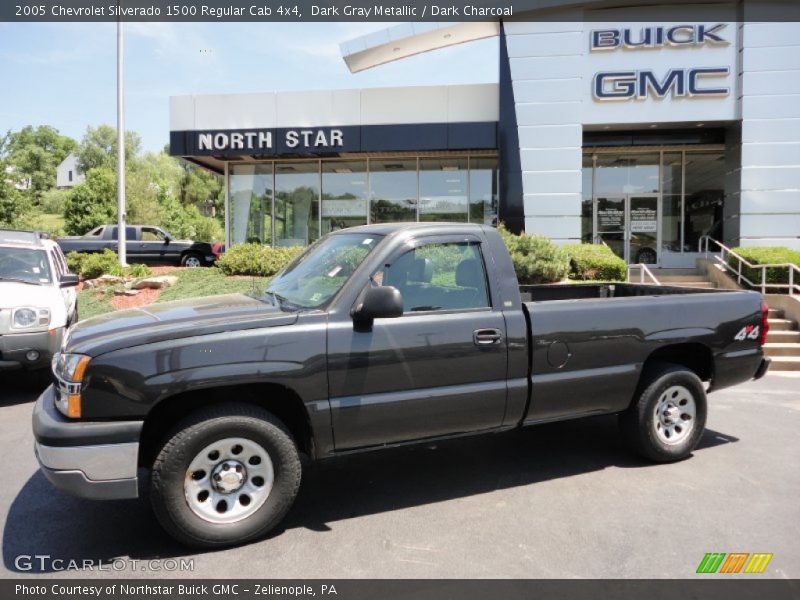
[116,7,127,266]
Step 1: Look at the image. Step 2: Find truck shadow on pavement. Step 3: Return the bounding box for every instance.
[2,416,739,573]
[0,373,49,407]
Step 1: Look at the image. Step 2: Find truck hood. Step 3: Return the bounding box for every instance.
[0,281,57,308]
[65,293,298,357]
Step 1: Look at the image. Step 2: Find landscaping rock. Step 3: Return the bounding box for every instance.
[133,275,178,290]
[86,275,125,288]
[114,289,139,297]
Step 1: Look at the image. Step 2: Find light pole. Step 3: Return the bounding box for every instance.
[116,8,127,266]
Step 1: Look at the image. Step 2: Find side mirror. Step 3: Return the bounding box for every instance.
[352,286,403,325]
[164,235,172,244]
[59,274,80,288]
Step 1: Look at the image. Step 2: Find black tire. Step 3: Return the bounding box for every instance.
[619,363,707,462]
[636,248,657,264]
[150,403,301,549]
[180,252,204,268]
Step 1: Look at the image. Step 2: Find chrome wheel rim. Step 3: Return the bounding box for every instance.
[654,385,696,445]
[184,257,201,268]
[184,437,274,524]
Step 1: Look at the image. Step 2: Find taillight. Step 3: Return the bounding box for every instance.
[761,301,770,346]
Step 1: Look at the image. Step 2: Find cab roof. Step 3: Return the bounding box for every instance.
[0,229,45,248]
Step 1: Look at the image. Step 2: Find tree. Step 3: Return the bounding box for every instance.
[64,168,117,235]
[76,125,141,173]
[2,125,76,203]
[180,162,222,210]
[0,175,27,227]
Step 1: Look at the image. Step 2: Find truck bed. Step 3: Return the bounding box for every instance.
[520,282,730,302]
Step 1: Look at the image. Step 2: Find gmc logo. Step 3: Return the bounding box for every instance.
[593,67,730,101]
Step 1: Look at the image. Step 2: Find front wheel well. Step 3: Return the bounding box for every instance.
[138,383,314,468]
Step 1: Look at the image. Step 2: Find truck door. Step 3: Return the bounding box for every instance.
[327,235,509,450]
[138,227,169,263]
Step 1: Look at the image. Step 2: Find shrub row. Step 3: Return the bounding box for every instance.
[216,243,305,277]
[729,246,800,287]
[66,249,151,280]
[497,224,570,284]
[561,243,627,281]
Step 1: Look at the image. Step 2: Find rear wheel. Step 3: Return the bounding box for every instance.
[181,253,203,268]
[619,364,707,462]
[150,404,301,548]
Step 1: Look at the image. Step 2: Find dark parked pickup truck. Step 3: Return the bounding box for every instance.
[33,223,770,548]
[57,224,221,267]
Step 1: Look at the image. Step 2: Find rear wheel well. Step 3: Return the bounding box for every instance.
[639,343,714,389]
[138,383,314,468]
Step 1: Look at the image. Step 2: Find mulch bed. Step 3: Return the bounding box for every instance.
[110,287,161,311]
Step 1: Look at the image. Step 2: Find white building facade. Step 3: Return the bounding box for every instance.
[56,153,84,188]
[170,1,800,266]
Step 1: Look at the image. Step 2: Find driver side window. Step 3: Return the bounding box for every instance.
[381,242,490,313]
[141,228,165,242]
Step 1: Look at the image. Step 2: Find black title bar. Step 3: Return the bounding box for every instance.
[3,0,800,22]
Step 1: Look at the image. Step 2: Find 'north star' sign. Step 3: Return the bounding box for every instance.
[198,128,344,151]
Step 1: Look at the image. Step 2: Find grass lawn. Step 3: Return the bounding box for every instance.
[77,268,270,321]
[29,212,65,234]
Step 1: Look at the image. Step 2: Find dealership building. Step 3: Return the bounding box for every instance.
[169,2,800,267]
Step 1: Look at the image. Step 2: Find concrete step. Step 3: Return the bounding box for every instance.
[650,268,701,277]
[666,281,717,289]
[767,330,800,343]
[763,343,800,357]
[768,356,800,371]
[768,318,798,332]
[658,275,709,282]
[768,308,785,319]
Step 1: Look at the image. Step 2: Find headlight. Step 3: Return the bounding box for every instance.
[12,307,51,329]
[52,352,91,418]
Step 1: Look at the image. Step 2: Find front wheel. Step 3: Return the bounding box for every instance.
[181,253,204,268]
[150,404,302,548]
[619,364,707,462]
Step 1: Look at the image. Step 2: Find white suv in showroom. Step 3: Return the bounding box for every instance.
[0,230,79,372]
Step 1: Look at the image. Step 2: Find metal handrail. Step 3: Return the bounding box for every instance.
[628,263,661,286]
[699,235,800,296]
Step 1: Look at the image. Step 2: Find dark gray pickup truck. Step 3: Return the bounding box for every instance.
[57,224,221,267]
[33,223,770,548]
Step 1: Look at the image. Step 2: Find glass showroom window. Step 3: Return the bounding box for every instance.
[229,164,274,245]
[683,152,724,250]
[321,161,368,234]
[369,159,418,223]
[661,152,683,254]
[469,157,498,225]
[581,155,593,243]
[275,162,320,247]
[419,157,468,222]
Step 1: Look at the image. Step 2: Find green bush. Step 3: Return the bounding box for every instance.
[66,249,151,279]
[730,246,800,287]
[562,243,627,281]
[217,243,305,277]
[497,224,569,284]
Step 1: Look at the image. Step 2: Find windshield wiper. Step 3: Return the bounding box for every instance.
[263,291,301,311]
[0,277,41,286]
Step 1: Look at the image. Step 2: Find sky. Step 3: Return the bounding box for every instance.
[0,22,499,153]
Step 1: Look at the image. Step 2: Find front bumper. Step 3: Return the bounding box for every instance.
[0,327,63,371]
[32,386,143,500]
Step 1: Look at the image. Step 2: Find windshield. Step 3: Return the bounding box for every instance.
[263,233,382,309]
[0,247,52,285]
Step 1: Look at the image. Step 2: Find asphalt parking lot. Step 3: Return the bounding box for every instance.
[1,373,798,579]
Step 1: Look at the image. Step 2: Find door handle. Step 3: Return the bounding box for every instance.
[473,328,503,346]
